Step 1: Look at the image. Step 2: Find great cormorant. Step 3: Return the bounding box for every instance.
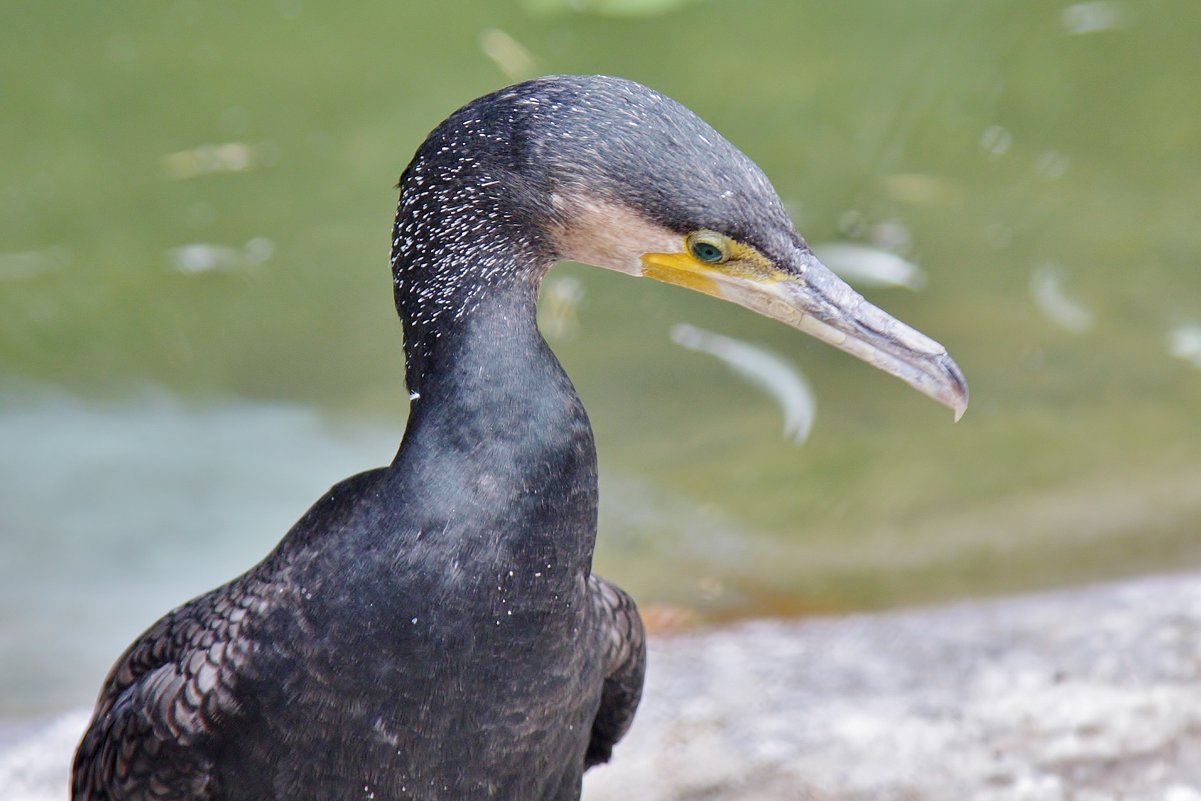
[72,75,967,801]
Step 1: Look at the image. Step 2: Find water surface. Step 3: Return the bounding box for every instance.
[3,0,1201,722]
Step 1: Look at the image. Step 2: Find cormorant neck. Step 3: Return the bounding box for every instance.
[397,258,586,461]
[398,268,552,425]
[391,264,599,574]
[385,105,599,570]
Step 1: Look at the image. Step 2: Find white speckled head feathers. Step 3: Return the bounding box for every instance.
[390,75,797,327]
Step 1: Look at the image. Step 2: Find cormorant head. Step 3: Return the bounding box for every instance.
[396,75,967,418]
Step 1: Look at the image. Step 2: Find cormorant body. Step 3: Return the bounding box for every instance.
[73,75,966,801]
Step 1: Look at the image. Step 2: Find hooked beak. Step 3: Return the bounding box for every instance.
[641,245,969,420]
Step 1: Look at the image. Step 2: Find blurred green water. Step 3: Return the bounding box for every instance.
[3,0,1201,642]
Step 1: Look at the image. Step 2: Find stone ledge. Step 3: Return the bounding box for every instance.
[584,573,1201,800]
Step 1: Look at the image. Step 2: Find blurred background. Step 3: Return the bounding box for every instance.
[2,0,1200,730]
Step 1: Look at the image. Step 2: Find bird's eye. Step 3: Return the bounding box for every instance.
[691,242,724,263]
[687,232,729,264]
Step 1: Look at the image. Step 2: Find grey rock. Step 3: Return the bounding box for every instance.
[584,573,1201,800]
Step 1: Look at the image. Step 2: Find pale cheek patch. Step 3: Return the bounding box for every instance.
[550,194,679,276]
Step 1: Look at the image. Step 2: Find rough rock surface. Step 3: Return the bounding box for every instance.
[583,572,1201,801]
[4,573,1201,800]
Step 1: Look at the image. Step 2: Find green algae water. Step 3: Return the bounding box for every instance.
[3,0,1201,717]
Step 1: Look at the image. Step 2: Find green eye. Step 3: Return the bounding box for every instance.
[691,241,723,263]
[688,233,728,264]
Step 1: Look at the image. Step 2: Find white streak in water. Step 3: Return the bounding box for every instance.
[1061,1,1128,35]
[537,276,585,340]
[812,242,927,290]
[161,141,277,179]
[165,237,274,274]
[0,246,72,280]
[478,28,537,81]
[1030,264,1093,333]
[670,323,816,444]
[1166,323,1201,369]
[519,0,700,17]
[980,125,1012,159]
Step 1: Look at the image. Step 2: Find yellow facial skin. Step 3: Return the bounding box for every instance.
[637,228,968,420]
[640,230,787,298]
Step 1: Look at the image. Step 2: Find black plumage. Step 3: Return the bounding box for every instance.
[74,75,966,801]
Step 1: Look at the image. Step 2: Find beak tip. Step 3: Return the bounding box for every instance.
[939,353,969,422]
